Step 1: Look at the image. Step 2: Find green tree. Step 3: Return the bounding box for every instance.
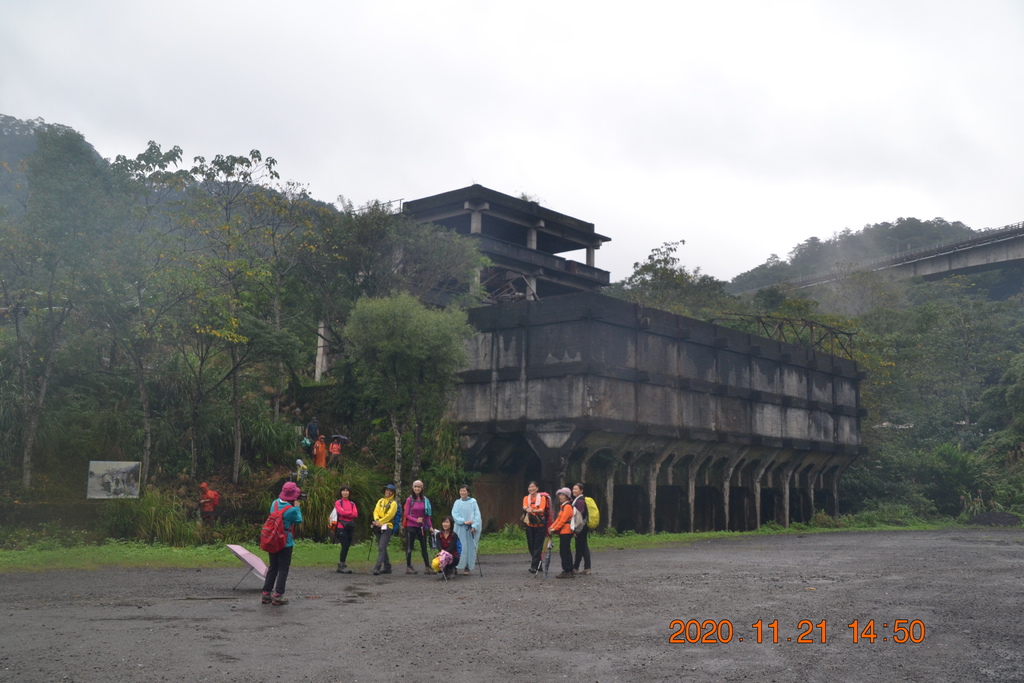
[612,240,739,320]
[91,141,194,484]
[0,126,127,488]
[298,201,485,357]
[343,294,474,491]
[170,150,302,481]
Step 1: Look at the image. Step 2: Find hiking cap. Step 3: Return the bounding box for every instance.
[280,482,301,501]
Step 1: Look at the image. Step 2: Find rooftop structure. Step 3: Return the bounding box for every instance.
[403,185,611,300]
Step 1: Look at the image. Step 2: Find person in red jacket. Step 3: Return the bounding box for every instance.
[548,487,575,578]
[198,483,219,525]
[436,515,462,580]
[329,485,359,573]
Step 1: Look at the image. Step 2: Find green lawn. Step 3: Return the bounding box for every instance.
[0,520,961,573]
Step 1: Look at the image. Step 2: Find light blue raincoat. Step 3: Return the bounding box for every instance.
[452,495,482,570]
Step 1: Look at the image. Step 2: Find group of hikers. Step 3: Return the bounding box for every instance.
[303,417,348,469]
[522,480,594,579]
[258,478,596,606]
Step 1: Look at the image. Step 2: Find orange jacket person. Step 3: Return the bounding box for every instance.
[522,481,549,573]
[199,482,220,524]
[312,435,328,468]
[548,487,575,578]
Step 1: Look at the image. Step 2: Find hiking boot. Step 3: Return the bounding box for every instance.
[373,569,381,576]
[380,567,392,574]
[406,566,417,575]
[581,569,591,576]
[572,570,579,576]
[528,567,537,574]
[337,562,345,573]
[261,592,272,604]
[555,571,573,579]
[462,568,471,576]
[424,565,435,574]
[271,594,288,606]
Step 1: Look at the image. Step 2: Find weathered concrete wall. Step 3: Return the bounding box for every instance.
[456,292,864,533]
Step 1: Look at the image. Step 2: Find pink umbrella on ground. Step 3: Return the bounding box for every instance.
[227,544,268,590]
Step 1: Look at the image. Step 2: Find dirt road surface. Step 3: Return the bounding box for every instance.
[1,528,1022,682]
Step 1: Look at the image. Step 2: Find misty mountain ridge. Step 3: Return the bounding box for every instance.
[728,217,977,293]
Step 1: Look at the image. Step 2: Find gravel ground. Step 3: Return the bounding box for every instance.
[1,528,1022,682]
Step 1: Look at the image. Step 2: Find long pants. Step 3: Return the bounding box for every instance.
[373,528,393,572]
[262,545,293,595]
[525,525,546,570]
[573,527,591,571]
[559,534,573,573]
[406,527,430,568]
[336,523,354,563]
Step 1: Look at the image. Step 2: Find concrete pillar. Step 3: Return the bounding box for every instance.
[687,467,697,533]
[314,320,328,381]
[686,450,716,532]
[604,468,615,532]
[647,447,674,534]
[465,200,488,235]
[781,474,791,528]
[719,449,749,532]
[778,454,805,527]
[527,227,537,250]
[578,449,598,484]
[828,461,853,517]
[664,453,682,486]
[829,474,840,516]
[586,246,595,267]
[751,451,779,530]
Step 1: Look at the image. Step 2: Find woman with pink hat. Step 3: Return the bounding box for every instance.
[261,481,303,606]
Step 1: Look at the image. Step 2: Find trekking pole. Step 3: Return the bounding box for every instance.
[543,536,553,578]
[535,535,545,579]
[476,529,483,577]
[366,527,375,573]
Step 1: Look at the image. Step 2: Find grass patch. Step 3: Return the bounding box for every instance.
[0,516,970,574]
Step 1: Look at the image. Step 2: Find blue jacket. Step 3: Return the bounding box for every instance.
[270,499,303,547]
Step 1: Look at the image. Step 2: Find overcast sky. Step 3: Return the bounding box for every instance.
[4,1,1023,282]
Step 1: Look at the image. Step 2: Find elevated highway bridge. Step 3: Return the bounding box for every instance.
[788,220,1024,289]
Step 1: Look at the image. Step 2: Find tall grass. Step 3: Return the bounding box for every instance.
[101,489,201,546]
[280,462,384,543]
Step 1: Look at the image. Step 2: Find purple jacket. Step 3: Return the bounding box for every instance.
[403,497,432,529]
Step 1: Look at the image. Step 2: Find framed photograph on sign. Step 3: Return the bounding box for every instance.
[87,461,141,499]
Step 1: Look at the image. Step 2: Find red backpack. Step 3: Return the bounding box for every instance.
[259,502,294,553]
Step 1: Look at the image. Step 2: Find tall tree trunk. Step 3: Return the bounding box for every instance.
[132,355,154,485]
[272,276,282,422]
[19,310,63,489]
[231,349,242,484]
[390,413,403,494]
[190,402,200,479]
[411,417,423,482]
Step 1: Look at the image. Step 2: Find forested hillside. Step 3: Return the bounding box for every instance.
[728,217,974,293]
[3,113,1020,546]
[0,116,485,535]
